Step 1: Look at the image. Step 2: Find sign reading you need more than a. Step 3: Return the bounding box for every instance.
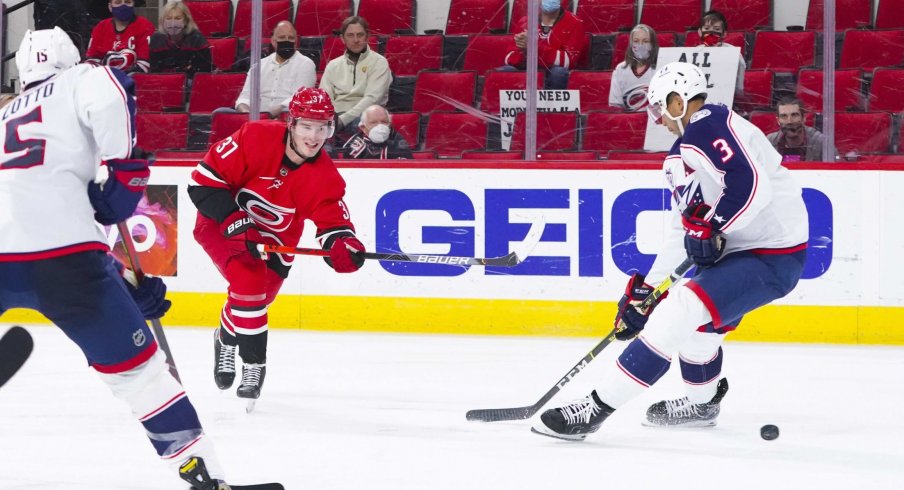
[499,89,581,151]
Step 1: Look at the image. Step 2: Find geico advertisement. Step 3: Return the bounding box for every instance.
[146,166,903,306]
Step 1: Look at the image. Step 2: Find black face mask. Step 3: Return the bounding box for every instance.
[276,41,296,60]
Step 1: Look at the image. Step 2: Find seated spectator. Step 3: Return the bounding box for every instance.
[232,21,316,117]
[695,10,745,94]
[609,24,658,111]
[85,0,154,73]
[150,1,212,76]
[320,16,392,134]
[766,97,837,162]
[338,105,413,159]
[502,0,586,90]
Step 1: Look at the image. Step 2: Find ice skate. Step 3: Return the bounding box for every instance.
[643,378,729,428]
[179,456,230,490]
[213,329,237,390]
[531,390,615,441]
[237,363,265,412]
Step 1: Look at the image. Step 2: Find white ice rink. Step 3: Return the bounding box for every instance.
[1,324,903,489]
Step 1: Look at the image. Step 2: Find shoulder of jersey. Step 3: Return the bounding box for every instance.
[684,104,729,142]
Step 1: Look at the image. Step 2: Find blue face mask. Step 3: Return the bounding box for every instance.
[111,4,134,22]
[541,0,560,13]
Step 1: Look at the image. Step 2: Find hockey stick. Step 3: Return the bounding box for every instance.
[0,326,34,389]
[116,222,181,383]
[466,257,696,422]
[257,218,546,268]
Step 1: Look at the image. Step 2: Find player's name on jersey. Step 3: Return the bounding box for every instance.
[2,82,54,121]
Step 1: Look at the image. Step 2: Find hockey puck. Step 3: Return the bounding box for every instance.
[760,424,780,440]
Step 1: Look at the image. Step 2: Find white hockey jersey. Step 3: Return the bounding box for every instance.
[0,64,135,260]
[646,104,809,284]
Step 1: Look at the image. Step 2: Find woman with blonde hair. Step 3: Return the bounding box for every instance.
[609,24,659,111]
[150,1,212,75]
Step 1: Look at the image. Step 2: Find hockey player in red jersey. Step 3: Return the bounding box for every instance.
[85,0,154,73]
[189,87,365,403]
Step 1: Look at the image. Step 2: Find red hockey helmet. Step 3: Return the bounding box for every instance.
[288,87,335,121]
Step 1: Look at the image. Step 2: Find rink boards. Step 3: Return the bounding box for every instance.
[6,161,904,344]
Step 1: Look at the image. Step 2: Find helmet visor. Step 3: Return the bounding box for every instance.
[290,118,335,140]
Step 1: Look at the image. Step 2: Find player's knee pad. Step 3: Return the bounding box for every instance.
[617,336,672,387]
[679,346,723,386]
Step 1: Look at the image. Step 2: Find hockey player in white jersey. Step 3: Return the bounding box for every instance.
[0,28,230,488]
[533,62,809,440]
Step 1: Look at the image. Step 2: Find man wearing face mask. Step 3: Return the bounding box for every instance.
[233,21,316,117]
[339,105,413,160]
[150,1,212,76]
[85,0,154,73]
[766,97,837,162]
[503,0,586,90]
[695,10,745,94]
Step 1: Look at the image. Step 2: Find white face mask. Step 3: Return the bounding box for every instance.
[368,123,391,144]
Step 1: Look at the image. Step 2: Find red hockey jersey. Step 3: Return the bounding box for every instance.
[505,10,586,70]
[86,16,154,73]
[190,121,357,276]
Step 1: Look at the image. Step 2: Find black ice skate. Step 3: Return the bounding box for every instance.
[213,329,237,390]
[643,378,729,428]
[237,363,266,413]
[531,390,615,441]
[179,456,229,490]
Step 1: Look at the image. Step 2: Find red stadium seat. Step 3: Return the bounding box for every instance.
[319,35,380,71]
[390,112,421,148]
[750,31,815,72]
[797,69,865,112]
[424,112,487,157]
[461,150,523,160]
[611,32,675,69]
[185,0,232,38]
[136,113,189,152]
[639,0,702,33]
[208,37,238,71]
[208,112,271,145]
[683,31,746,56]
[709,0,770,30]
[412,71,477,113]
[806,0,871,30]
[445,0,507,35]
[132,73,186,112]
[384,35,443,76]
[356,0,416,35]
[566,70,613,112]
[868,68,904,112]
[233,0,291,40]
[839,30,904,70]
[510,111,579,152]
[834,112,892,154]
[576,0,636,34]
[876,0,904,28]
[479,71,544,114]
[582,111,647,152]
[294,0,352,36]
[188,73,247,114]
[462,35,512,74]
[735,70,774,112]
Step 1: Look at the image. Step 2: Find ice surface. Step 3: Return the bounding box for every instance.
[1,324,903,489]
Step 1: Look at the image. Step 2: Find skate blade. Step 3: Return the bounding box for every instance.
[641,419,717,428]
[245,399,257,413]
[530,426,588,441]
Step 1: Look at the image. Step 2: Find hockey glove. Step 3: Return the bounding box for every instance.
[681,202,725,267]
[220,210,265,259]
[88,159,151,225]
[329,236,365,273]
[614,274,660,341]
[120,267,172,320]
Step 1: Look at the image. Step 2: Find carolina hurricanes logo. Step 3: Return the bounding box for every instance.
[236,188,295,233]
[624,85,649,111]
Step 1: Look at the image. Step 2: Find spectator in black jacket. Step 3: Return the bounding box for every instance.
[150,1,212,75]
[339,105,413,159]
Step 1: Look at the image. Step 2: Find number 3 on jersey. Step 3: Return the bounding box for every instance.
[215,136,239,159]
[712,138,734,163]
[1,107,46,170]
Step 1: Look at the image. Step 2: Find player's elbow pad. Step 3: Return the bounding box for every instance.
[88,159,151,225]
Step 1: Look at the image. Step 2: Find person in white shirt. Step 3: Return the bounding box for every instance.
[609,23,659,111]
[233,20,315,116]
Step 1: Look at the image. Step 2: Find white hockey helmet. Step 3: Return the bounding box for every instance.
[646,61,708,125]
[15,27,81,89]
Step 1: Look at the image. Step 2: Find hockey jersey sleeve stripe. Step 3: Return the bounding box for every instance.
[101,67,137,152]
[719,112,760,232]
[316,227,356,249]
[191,162,228,187]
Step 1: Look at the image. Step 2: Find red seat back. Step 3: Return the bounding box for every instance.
[576,0,636,34]
[384,35,443,76]
[806,0,872,30]
[835,112,892,154]
[736,70,774,112]
[839,30,904,70]
[868,68,904,112]
[295,0,352,36]
[479,71,544,114]
[876,0,904,28]
[412,71,477,113]
[424,112,487,157]
[709,0,770,30]
[462,35,512,74]
[445,0,507,35]
[233,0,291,40]
[136,113,189,152]
[566,70,613,112]
[185,0,232,37]
[797,69,864,112]
[750,31,815,72]
[133,73,186,112]
[208,37,238,71]
[189,73,247,113]
[639,0,702,32]
[356,0,416,35]
[510,112,579,152]
[391,112,421,148]
[209,112,271,145]
[582,111,647,151]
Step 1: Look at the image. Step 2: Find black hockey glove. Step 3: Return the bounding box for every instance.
[613,273,661,341]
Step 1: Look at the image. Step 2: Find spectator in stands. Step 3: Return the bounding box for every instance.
[609,24,658,111]
[320,16,393,134]
[338,105,413,159]
[233,21,316,117]
[150,1,212,76]
[695,10,745,94]
[766,97,837,162]
[85,0,155,73]
[502,0,586,90]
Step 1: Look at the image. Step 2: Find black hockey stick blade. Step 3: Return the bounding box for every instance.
[232,484,284,489]
[466,405,537,422]
[0,326,34,389]
[260,246,522,267]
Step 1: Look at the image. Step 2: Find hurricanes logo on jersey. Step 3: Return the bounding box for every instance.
[236,188,295,233]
